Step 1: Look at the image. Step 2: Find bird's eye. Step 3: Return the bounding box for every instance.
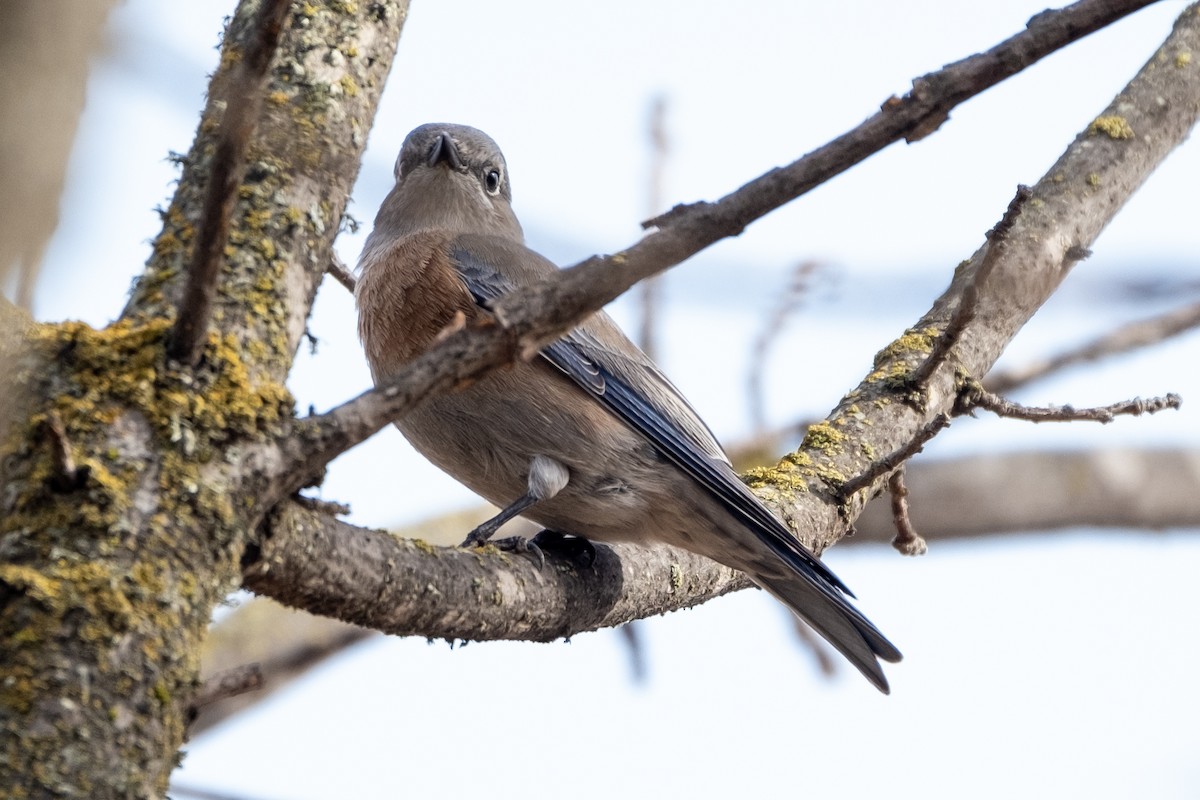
[485,168,502,195]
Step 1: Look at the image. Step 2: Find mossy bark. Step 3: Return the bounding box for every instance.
[0,1,408,796]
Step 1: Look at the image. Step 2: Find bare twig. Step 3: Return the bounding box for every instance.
[840,415,950,498]
[987,300,1200,393]
[648,0,1160,235]
[190,664,264,712]
[887,468,927,556]
[619,622,648,683]
[957,383,1182,422]
[637,95,670,359]
[327,253,358,293]
[911,185,1033,389]
[167,0,293,365]
[272,0,1164,496]
[191,602,371,736]
[790,618,838,678]
[748,260,828,434]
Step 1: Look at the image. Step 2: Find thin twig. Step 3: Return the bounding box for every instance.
[167,0,293,365]
[790,618,838,678]
[747,260,828,434]
[887,468,927,556]
[190,664,264,711]
[637,95,669,359]
[840,415,950,498]
[912,185,1032,388]
[957,383,1182,422]
[327,253,358,293]
[987,300,1200,393]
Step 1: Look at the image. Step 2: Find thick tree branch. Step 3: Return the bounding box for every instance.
[167,0,292,366]
[126,1,406,380]
[240,442,1200,648]
[268,0,1163,498]
[856,447,1200,539]
[0,4,412,795]
[244,502,753,642]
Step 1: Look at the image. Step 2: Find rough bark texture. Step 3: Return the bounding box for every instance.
[0,2,409,796]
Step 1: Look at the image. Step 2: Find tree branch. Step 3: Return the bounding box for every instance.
[244,501,753,642]
[986,299,1200,393]
[958,384,1182,422]
[241,441,1200,647]
[887,469,928,556]
[911,186,1033,389]
[327,254,358,294]
[167,0,292,365]
[856,447,1200,539]
[839,415,950,498]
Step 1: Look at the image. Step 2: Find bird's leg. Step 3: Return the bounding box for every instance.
[460,493,539,547]
[461,455,570,552]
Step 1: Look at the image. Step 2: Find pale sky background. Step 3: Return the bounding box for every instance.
[26,1,1200,798]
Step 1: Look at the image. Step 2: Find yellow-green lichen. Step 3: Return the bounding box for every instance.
[743,464,809,493]
[1087,172,1101,187]
[1089,115,1134,140]
[872,326,939,368]
[802,422,846,453]
[411,539,438,556]
[1176,51,1192,68]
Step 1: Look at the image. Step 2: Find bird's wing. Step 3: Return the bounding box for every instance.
[449,237,901,685]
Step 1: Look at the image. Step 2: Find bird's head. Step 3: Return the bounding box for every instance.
[371,123,523,243]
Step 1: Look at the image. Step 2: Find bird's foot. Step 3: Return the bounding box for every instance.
[530,530,597,569]
[485,535,546,570]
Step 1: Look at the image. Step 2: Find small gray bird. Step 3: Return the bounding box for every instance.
[356,123,902,692]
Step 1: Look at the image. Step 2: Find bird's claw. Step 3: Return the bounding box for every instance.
[470,535,546,570]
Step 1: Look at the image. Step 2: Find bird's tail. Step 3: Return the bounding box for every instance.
[749,565,902,694]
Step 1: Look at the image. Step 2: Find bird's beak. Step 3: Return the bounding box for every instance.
[427,132,464,170]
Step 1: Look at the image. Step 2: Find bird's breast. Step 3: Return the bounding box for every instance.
[355,231,478,380]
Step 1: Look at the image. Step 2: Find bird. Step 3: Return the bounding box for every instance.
[355,123,902,692]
